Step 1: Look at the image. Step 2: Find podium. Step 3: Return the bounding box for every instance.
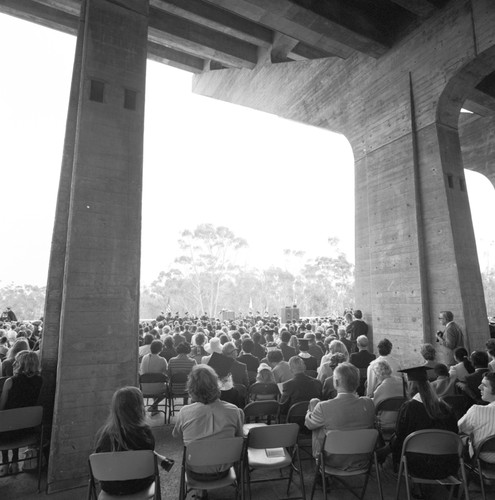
[281,307,300,323]
[220,310,235,321]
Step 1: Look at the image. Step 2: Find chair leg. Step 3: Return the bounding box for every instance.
[296,447,306,500]
[321,467,327,500]
[459,461,470,500]
[374,453,384,500]
[310,466,319,500]
[477,461,486,500]
[403,460,412,500]
[395,458,404,500]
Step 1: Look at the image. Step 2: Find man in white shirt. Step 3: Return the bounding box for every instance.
[458,372,495,462]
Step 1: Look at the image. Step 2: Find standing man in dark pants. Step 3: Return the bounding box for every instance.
[346,310,368,353]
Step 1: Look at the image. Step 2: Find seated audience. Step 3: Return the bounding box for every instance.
[458,350,489,404]
[350,335,376,396]
[94,387,166,496]
[420,343,438,381]
[0,339,29,377]
[278,330,296,361]
[267,349,292,384]
[173,365,244,480]
[366,338,400,397]
[0,351,43,476]
[458,372,495,463]
[297,339,318,371]
[190,333,207,364]
[237,339,260,382]
[304,332,324,366]
[279,356,322,415]
[449,347,474,383]
[431,363,456,398]
[305,362,375,461]
[222,342,249,388]
[138,333,153,360]
[160,336,177,362]
[249,363,278,401]
[391,366,458,478]
[322,353,347,400]
[201,337,223,364]
[140,339,168,414]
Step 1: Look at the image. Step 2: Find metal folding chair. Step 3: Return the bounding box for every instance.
[286,401,312,460]
[242,400,280,437]
[395,429,470,500]
[0,406,44,492]
[167,372,189,423]
[88,449,161,499]
[465,434,495,500]
[374,396,406,443]
[179,437,244,500]
[310,428,383,500]
[139,373,168,424]
[245,423,305,500]
[248,382,279,402]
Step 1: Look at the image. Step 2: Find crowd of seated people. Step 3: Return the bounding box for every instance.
[2,307,495,497]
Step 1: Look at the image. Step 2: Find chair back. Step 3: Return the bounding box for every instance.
[375,396,406,413]
[475,435,495,464]
[248,423,299,449]
[249,383,279,400]
[89,450,156,481]
[0,406,43,432]
[286,401,310,420]
[184,437,244,468]
[402,429,462,456]
[140,373,168,397]
[323,429,378,455]
[243,400,280,421]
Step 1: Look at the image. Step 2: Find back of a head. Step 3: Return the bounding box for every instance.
[150,339,163,355]
[354,310,363,319]
[434,363,449,377]
[176,342,191,355]
[356,335,369,349]
[111,386,146,430]
[288,356,306,374]
[267,349,283,364]
[144,333,153,345]
[377,338,392,356]
[280,330,291,343]
[187,365,220,404]
[14,350,40,377]
[242,339,254,353]
[9,339,29,359]
[420,343,436,361]
[471,350,489,369]
[372,359,392,380]
[334,362,360,393]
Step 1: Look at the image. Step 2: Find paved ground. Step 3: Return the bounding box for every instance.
[1,414,492,499]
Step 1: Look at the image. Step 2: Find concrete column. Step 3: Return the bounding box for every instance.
[43,0,148,492]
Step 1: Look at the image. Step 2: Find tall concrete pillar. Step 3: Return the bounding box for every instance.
[40,0,148,492]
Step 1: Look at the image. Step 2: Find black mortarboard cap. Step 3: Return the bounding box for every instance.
[208,351,235,378]
[298,338,309,351]
[398,365,433,382]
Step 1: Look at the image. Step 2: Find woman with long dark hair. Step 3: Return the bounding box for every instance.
[94,387,159,495]
[391,366,458,478]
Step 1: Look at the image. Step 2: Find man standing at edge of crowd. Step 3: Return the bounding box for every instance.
[346,309,368,353]
[436,311,464,366]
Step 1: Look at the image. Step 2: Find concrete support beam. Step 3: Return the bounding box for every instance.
[203,0,388,59]
[148,6,258,69]
[41,0,148,491]
[150,0,273,48]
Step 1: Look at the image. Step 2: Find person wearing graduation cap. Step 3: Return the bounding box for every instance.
[391,365,458,478]
[297,338,318,371]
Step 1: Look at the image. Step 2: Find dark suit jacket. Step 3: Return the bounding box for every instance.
[463,368,489,403]
[279,372,322,414]
[230,359,249,387]
[280,343,297,362]
[350,350,376,369]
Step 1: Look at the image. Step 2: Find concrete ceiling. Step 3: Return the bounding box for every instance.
[1,0,493,118]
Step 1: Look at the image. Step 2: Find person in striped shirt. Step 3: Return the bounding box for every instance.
[458,372,495,462]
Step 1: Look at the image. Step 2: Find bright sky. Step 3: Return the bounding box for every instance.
[1,14,494,287]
